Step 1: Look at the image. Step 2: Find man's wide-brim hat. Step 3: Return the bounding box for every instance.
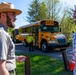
[0,2,22,15]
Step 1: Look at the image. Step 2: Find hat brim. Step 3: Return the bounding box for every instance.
[0,9,22,15]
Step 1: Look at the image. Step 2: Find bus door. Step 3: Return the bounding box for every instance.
[35,26,39,46]
[31,26,39,46]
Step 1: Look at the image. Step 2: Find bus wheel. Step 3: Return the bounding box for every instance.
[41,42,48,52]
[23,40,28,47]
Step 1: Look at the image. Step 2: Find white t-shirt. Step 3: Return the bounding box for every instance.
[0,24,16,71]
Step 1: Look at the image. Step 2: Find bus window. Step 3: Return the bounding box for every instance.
[32,26,35,33]
[15,29,19,35]
[40,25,59,33]
[52,26,59,32]
[22,28,26,33]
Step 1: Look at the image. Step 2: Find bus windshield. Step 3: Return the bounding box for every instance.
[40,25,59,33]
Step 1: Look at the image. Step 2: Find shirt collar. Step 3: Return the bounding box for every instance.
[0,23,7,32]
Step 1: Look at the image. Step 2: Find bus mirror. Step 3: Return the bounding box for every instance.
[60,28,61,32]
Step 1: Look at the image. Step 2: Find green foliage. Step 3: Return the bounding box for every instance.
[27,0,40,23]
[39,2,47,20]
[60,14,76,39]
[43,0,61,20]
[59,5,76,40]
[8,28,15,35]
[16,54,73,75]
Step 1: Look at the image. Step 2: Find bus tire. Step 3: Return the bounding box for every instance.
[41,42,48,52]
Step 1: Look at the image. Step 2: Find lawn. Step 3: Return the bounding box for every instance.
[16,53,73,75]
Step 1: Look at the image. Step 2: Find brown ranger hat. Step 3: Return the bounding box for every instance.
[0,2,22,15]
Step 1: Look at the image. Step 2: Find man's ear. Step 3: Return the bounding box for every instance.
[1,13,6,18]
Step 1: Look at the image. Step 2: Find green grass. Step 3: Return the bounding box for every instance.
[16,54,73,75]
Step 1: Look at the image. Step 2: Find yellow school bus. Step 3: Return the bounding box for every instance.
[12,28,21,43]
[16,20,70,52]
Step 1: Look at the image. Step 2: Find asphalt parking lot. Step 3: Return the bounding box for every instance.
[15,43,73,61]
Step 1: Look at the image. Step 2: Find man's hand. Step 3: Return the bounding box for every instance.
[16,55,26,63]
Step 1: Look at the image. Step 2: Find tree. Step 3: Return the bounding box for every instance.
[60,7,75,39]
[27,0,40,23]
[43,0,61,20]
[39,2,47,20]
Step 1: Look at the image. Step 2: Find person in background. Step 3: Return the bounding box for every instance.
[0,2,26,75]
[27,34,34,52]
[72,5,76,75]
[72,31,76,75]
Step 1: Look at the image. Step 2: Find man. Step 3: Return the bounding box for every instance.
[0,2,26,75]
[27,34,34,51]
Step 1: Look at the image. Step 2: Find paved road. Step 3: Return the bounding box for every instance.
[15,43,73,61]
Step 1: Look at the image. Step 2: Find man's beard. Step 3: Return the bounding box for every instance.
[6,15,15,28]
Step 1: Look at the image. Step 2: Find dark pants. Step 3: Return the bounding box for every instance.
[29,41,34,51]
[9,70,16,75]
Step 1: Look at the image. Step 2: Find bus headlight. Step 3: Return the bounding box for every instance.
[49,40,56,43]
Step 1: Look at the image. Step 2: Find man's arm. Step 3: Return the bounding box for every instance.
[0,60,9,75]
[16,56,26,62]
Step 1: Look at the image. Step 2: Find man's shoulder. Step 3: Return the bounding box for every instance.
[0,27,9,37]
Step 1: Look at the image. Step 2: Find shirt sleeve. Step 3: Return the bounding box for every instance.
[0,31,8,60]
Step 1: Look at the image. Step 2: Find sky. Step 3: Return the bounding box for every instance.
[0,0,76,28]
